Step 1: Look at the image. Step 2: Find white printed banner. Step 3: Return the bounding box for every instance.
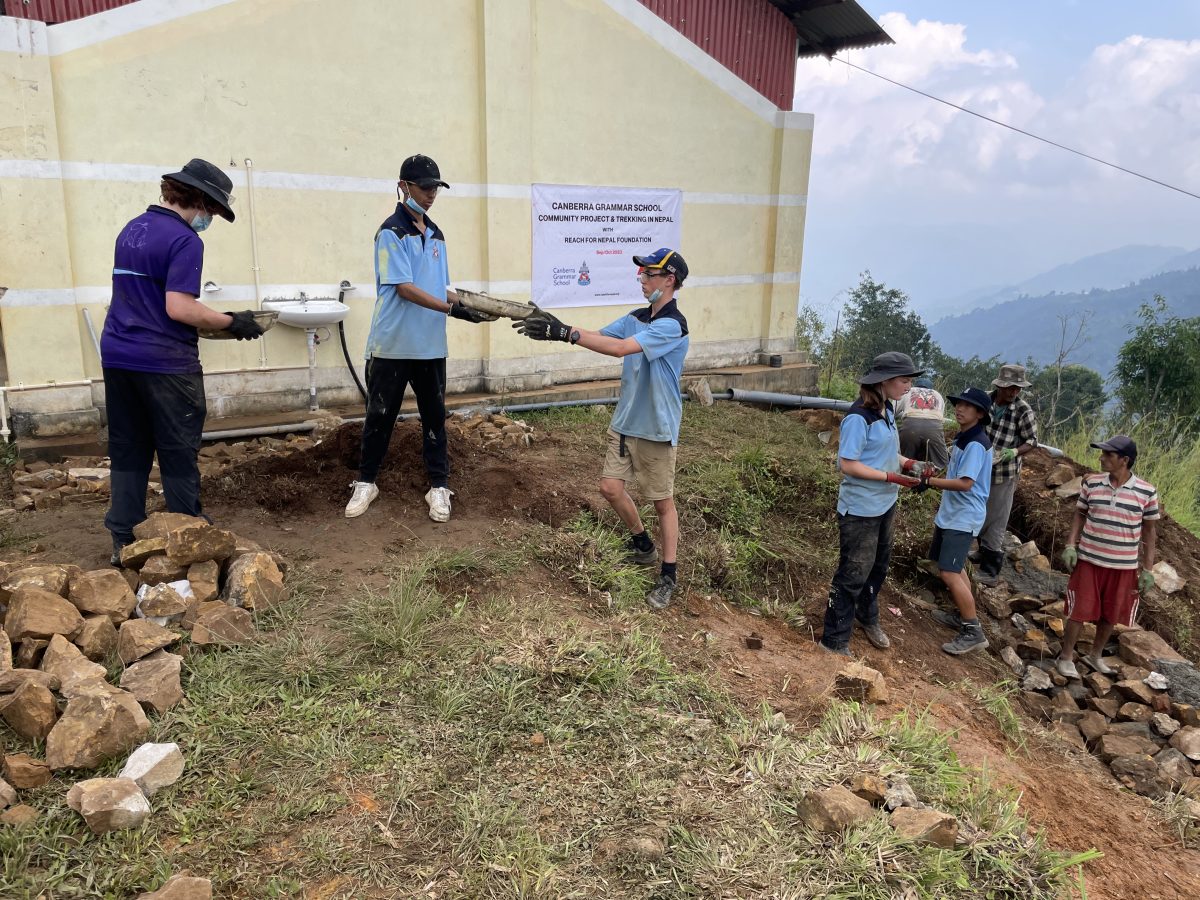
[531,183,682,308]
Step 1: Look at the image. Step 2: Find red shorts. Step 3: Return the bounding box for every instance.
[1065,559,1140,627]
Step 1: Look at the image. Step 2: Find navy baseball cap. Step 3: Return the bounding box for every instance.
[949,387,993,425]
[1091,435,1137,463]
[633,247,688,282]
[399,154,450,189]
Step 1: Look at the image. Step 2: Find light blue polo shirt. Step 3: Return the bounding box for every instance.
[365,206,450,361]
[599,300,690,444]
[837,401,901,517]
[934,426,993,535]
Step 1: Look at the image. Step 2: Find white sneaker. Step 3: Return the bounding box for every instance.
[1056,658,1080,679]
[425,486,453,522]
[345,481,379,518]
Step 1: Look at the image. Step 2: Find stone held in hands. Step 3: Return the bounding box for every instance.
[119,741,184,797]
[797,784,874,833]
[889,806,959,848]
[66,777,150,833]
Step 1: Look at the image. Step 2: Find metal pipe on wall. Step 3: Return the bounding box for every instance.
[244,157,268,369]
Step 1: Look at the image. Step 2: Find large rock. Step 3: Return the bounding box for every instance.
[1156,748,1195,788]
[889,807,959,848]
[1077,711,1109,746]
[68,569,138,625]
[1117,702,1154,723]
[1045,463,1076,488]
[139,556,188,587]
[187,560,219,603]
[833,662,888,704]
[74,616,119,662]
[117,619,180,664]
[1114,679,1157,706]
[1169,726,1200,761]
[166,523,235,567]
[221,552,284,611]
[1174,703,1200,728]
[45,685,150,770]
[0,679,58,739]
[1,565,71,600]
[1021,667,1053,693]
[1097,733,1159,762]
[0,668,60,693]
[1110,755,1166,798]
[2,752,50,788]
[1119,631,1185,669]
[1149,561,1185,594]
[1054,477,1083,499]
[134,513,206,541]
[1152,659,1200,707]
[138,584,189,621]
[190,604,255,646]
[797,785,874,833]
[120,538,168,570]
[120,652,183,714]
[5,588,84,641]
[1151,713,1180,738]
[1088,696,1121,719]
[119,742,184,796]
[39,634,107,694]
[136,875,213,900]
[66,777,150,833]
[848,773,888,805]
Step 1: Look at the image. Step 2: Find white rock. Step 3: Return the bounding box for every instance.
[119,742,185,797]
[1150,561,1186,595]
[1144,672,1169,691]
[66,777,150,833]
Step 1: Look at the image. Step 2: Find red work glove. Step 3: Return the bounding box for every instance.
[886,472,921,487]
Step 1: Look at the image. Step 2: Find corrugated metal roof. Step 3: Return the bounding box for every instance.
[1,0,136,23]
[766,0,893,58]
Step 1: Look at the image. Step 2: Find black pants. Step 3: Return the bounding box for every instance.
[103,367,207,545]
[821,505,896,650]
[358,356,448,487]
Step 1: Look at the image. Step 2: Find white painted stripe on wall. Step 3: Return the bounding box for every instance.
[2,159,804,206]
[47,0,240,55]
[0,16,48,55]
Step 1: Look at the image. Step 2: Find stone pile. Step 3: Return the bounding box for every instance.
[451,412,538,450]
[0,512,287,833]
[797,774,961,849]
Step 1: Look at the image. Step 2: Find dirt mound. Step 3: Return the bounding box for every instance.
[203,421,594,527]
[1012,450,1200,661]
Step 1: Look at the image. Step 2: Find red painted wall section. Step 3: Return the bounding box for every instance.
[2,0,136,24]
[639,0,797,109]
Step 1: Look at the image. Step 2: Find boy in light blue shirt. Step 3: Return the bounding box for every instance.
[513,248,690,611]
[923,387,994,656]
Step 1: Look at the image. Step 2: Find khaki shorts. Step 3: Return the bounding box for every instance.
[601,429,677,501]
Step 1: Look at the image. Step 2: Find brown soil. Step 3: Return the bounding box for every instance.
[6,424,1200,899]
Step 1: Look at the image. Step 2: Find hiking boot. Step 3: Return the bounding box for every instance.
[425,487,454,523]
[974,548,1004,586]
[856,620,890,649]
[942,623,989,656]
[1056,657,1081,679]
[1085,655,1116,676]
[345,481,379,518]
[625,539,658,566]
[646,574,677,610]
[110,535,126,568]
[819,641,852,658]
[931,608,963,630]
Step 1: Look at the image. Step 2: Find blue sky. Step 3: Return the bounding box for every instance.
[794,2,1200,320]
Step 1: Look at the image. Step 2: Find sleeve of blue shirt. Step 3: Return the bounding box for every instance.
[839,415,868,462]
[957,442,987,484]
[599,315,629,340]
[165,234,204,297]
[375,230,414,287]
[631,318,683,360]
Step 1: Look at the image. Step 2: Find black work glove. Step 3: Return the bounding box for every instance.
[448,301,497,324]
[512,310,572,342]
[227,310,265,340]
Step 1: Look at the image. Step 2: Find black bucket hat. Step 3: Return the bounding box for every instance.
[859,351,923,385]
[949,387,993,427]
[399,154,450,190]
[163,158,235,222]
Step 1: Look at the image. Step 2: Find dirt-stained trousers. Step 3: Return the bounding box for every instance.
[821,504,897,650]
[357,356,448,487]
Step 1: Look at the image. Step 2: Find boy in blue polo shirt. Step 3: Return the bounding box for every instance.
[513,248,690,610]
[924,387,994,655]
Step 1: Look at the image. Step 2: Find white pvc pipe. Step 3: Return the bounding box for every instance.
[81,307,102,361]
[244,157,268,369]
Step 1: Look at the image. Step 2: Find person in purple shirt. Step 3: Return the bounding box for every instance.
[100,158,264,565]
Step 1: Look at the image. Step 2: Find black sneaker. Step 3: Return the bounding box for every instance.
[625,540,658,566]
[110,536,126,568]
[646,574,677,610]
[942,624,989,656]
[931,608,962,630]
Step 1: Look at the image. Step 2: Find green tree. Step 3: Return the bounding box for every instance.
[832,271,935,375]
[1030,364,1106,431]
[794,303,826,360]
[927,349,1003,396]
[1113,296,1200,429]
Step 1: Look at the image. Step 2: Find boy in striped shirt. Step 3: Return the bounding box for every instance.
[1057,435,1159,679]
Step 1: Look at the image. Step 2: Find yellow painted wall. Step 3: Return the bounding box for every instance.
[0,0,811,427]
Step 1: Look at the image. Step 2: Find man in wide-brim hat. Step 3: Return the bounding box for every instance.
[972,363,1038,584]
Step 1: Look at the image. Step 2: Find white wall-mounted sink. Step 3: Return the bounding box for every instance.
[262,297,350,328]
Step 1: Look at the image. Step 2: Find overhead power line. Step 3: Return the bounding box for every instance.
[834,57,1200,202]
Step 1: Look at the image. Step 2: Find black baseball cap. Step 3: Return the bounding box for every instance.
[163,158,235,222]
[399,154,450,189]
[632,247,688,282]
[1091,435,1137,464]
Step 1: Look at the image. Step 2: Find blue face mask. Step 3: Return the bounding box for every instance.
[405,196,427,216]
[191,212,213,233]
[647,288,662,305]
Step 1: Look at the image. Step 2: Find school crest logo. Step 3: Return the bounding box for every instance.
[577,261,590,286]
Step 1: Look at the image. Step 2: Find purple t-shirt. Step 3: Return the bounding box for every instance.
[100,206,205,374]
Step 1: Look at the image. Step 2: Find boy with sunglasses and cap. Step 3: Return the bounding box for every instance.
[924,387,994,655]
[512,248,689,611]
[346,154,494,523]
[101,158,265,565]
[1056,436,1159,679]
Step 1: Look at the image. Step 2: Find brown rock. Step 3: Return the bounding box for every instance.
[138,556,187,587]
[133,512,205,541]
[1054,476,1083,499]
[833,662,888,704]
[117,619,180,664]
[1,564,71,600]
[1045,463,1076,487]
[120,651,183,714]
[221,552,284,611]
[979,586,1013,619]
[166,523,235,567]
[0,668,60,693]
[1088,696,1121,719]
[5,587,84,641]
[1084,672,1113,696]
[0,679,58,739]
[1117,702,1154,723]
[187,560,219,603]
[1097,733,1159,762]
[797,785,874,833]
[1015,640,1054,661]
[138,584,188,620]
[13,638,48,669]
[1051,720,1086,749]
[1020,691,1054,720]
[68,570,137,625]
[1156,748,1195,788]
[39,634,107,694]
[1151,713,1180,738]
[1110,755,1166,797]
[3,753,50,788]
[0,776,15,809]
[848,773,888,804]
[74,616,118,662]
[1051,690,1081,712]
[1170,726,1200,761]
[66,777,150,833]
[45,685,150,770]
[0,804,39,827]
[1118,630,1185,669]
[889,807,959,848]
[1173,703,1200,728]
[135,874,213,899]
[122,568,140,592]
[0,627,10,672]
[1077,711,1109,746]
[119,538,168,570]
[1114,679,1157,706]
[190,605,254,645]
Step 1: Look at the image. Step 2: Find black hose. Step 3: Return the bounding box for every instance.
[338,318,367,402]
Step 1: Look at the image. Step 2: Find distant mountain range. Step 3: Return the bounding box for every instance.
[929,264,1200,378]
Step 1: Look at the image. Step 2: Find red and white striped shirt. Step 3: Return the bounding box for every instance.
[1077,472,1160,570]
